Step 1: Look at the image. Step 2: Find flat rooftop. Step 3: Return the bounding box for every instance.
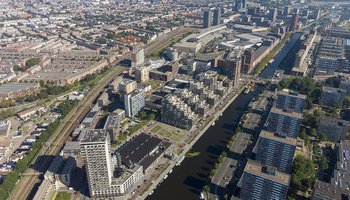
[270,107,303,119]
[79,129,108,143]
[278,89,307,100]
[259,130,298,146]
[117,133,171,170]
[244,159,290,186]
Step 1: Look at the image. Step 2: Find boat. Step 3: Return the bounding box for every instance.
[212,122,215,126]
[199,192,205,200]
[169,169,173,174]
[244,88,250,94]
[176,156,185,166]
[163,175,168,180]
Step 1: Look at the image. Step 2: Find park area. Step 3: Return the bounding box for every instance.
[150,122,188,144]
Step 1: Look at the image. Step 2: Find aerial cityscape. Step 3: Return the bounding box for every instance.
[0,0,350,200]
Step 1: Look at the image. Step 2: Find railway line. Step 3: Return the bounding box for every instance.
[9,66,128,200]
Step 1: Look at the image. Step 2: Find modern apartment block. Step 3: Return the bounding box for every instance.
[255,130,297,173]
[241,159,290,200]
[79,129,143,198]
[320,86,346,106]
[318,116,350,141]
[124,89,145,117]
[266,107,303,138]
[161,94,199,130]
[275,89,307,113]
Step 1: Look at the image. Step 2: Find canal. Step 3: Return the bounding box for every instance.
[148,31,302,200]
[147,88,262,200]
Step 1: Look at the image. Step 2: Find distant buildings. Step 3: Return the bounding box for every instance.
[255,131,297,173]
[80,129,143,198]
[266,107,303,138]
[291,13,299,31]
[314,38,350,77]
[131,49,145,67]
[203,10,213,28]
[320,86,346,106]
[241,159,290,200]
[212,50,242,86]
[0,83,40,100]
[213,9,222,26]
[0,120,11,138]
[149,62,179,82]
[275,89,307,113]
[235,0,247,11]
[318,116,350,141]
[124,89,145,117]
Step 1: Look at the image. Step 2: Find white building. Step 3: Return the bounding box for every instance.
[131,49,145,67]
[79,129,143,198]
[124,89,145,117]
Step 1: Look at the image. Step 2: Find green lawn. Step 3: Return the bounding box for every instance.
[151,125,162,133]
[55,192,72,200]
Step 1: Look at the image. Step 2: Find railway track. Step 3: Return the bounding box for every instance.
[9,66,128,200]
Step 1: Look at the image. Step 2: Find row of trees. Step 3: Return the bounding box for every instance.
[0,99,79,200]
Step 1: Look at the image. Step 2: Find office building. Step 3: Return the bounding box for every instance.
[270,8,277,22]
[213,9,221,26]
[320,86,346,107]
[292,13,299,31]
[131,49,144,67]
[266,107,303,138]
[203,10,212,28]
[255,131,297,173]
[241,159,290,200]
[276,89,307,113]
[235,0,247,11]
[124,89,145,117]
[80,129,143,197]
[318,116,350,141]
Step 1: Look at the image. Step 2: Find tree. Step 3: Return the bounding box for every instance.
[299,128,307,140]
[319,155,328,170]
[290,155,316,193]
[25,58,40,67]
[147,113,156,121]
[310,128,317,137]
[344,96,350,108]
[203,185,210,193]
[139,111,147,119]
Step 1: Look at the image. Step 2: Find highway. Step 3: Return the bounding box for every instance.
[9,66,128,200]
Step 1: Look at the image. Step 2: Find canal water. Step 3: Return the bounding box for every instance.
[148,31,302,200]
[147,88,262,200]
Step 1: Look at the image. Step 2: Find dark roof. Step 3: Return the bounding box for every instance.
[117,133,171,170]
